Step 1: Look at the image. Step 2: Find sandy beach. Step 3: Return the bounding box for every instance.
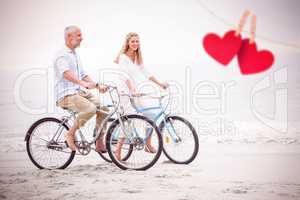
[1,0,300,199]
[1,140,300,200]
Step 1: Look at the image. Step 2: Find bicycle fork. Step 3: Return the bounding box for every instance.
[164,119,181,143]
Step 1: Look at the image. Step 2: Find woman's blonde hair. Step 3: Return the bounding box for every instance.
[115,32,143,65]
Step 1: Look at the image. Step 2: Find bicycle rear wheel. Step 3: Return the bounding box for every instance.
[25,117,75,169]
[160,115,199,164]
[106,114,162,170]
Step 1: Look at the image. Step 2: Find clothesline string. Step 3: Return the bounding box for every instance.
[197,0,300,50]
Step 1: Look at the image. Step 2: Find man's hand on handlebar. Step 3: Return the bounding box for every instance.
[131,93,144,97]
[160,82,169,90]
[80,81,108,93]
[97,83,108,93]
[80,80,95,89]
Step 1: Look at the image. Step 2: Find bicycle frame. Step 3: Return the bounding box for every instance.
[49,85,140,148]
[130,89,181,143]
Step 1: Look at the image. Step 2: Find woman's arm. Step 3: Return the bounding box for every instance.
[140,65,168,89]
[118,54,140,94]
[125,79,138,94]
[149,76,168,89]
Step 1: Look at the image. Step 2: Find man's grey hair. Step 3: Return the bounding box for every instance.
[64,26,80,40]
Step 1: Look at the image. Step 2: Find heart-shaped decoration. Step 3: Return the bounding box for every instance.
[203,30,242,65]
[237,39,274,75]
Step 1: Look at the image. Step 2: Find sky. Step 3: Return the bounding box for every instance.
[0,0,299,134]
[0,0,299,70]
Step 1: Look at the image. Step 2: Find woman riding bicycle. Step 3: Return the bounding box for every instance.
[114,32,169,161]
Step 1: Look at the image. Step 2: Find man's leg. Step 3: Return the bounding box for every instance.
[58,94,97,151]
[94,110,109,152]
[85,91,109,152]
[65,123,78,151]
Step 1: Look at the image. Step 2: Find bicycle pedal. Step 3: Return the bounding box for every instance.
[64,141,69,147]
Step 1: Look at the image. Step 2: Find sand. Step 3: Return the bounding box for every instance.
[1,140,300,200]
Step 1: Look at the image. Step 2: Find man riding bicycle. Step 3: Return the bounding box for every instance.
[54,25,108,152]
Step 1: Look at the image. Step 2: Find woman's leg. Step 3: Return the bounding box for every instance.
[140,109,158,153]
[115,137,125,161]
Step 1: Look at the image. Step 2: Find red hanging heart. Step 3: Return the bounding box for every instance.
[203,30,242,65]
[237,39,274,75]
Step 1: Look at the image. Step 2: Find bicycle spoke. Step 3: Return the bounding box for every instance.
[162,116,199,164]
[26,118,75,169]
[107,115,162,170]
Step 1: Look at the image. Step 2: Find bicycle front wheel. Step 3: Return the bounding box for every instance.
[96,118,133,163]
[160,115,199,164]
[25,117,75,169]
[106,114,162,170]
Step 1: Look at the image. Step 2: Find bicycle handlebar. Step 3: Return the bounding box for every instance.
[93,83,172,114]
[119,87,172,113]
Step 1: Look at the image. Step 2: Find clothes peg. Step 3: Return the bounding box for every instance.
[237,15,274,75]
[249,15,256,44]
[235,10,251,37]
